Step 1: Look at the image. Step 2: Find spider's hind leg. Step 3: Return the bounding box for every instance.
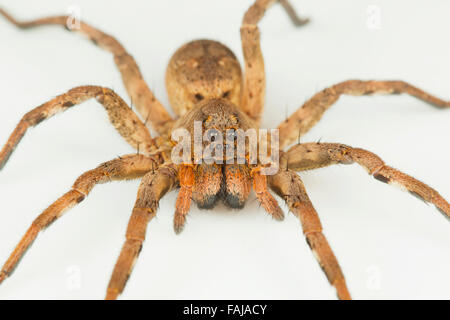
[0,9,173,134]
[279,0,310,26]
[240,0,309,123]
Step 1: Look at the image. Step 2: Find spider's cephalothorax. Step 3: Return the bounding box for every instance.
[0,0,448,300]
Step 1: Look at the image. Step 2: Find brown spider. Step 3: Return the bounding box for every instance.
[0,0,449,300]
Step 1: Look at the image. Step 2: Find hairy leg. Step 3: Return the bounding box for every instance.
[282,143,450,217]
[279,0,310,26]
[0,9,173,134]
[0,154,159,284]
[278,80,450,148]
[252,168,284,220]
[241,0,308,123]
[0,86,155,170]
[269,170,351,300]
[174,165,194,234]
[106,164,178,300]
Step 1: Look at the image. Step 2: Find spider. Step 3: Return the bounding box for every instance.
[0,0,449,300]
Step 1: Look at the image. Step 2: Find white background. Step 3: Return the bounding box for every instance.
[0,0,449,300]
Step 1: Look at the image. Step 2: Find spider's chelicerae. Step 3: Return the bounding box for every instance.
[0,0,449,300]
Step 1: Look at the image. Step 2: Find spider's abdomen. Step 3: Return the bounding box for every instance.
[166,39,242,117]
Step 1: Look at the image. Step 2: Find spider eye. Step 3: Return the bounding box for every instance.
[222,91,230,99]
[195,93,204,101]
[207,129,220,142]
[226,130,237,141]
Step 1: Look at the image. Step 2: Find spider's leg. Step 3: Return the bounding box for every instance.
[0,86,154,170]
[106,164,178,300]
[241,0,309,124]
[0,9,173,134]
[0,154,159,284]
[269,170,351,300]
[279,0,310,26]
[282,143,450,218]
[278,80,450,149]
[173,165,194,234]
[252,168,285,220]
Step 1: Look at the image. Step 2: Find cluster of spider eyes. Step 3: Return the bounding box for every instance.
[207,129,237,142]
[171,120,279,175]
[194,91,230,102]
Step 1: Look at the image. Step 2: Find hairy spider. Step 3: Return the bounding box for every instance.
[0,0,449,300]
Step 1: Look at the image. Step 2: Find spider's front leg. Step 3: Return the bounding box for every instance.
[106,164,178,300]
[269,170,351,300]
[282,143,450,218]
[0,154,159,285]
[173,165,194,234]
[252,168,285,220]
[241,0,309,123]
[0,86,154,170]
[0,9,173,134]
[278,80,450,148]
